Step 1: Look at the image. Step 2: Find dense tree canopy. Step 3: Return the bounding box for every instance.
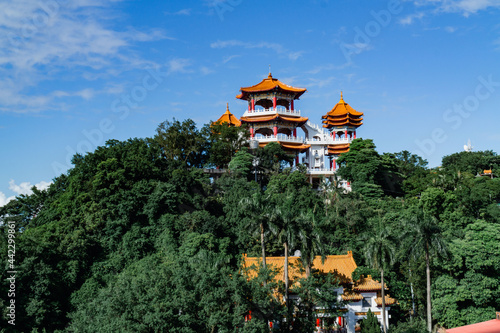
[0,118,498,333]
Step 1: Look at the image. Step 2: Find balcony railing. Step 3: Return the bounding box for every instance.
[306,168,336,175]
[242,108,301,117]
[256,134,305,143]
[306,137,352,144]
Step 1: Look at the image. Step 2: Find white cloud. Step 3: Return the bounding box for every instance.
[448,0,500,15]
[444,26,457,32]
[0,1,170,113]
[210,40,304,60]
[200,66,215,75]
[0,179,51,207]
[307,76,336,88]
[9,179,52,196]
[164,8,192,16]
[399,12,426,25]
[0,192,15,207]
[166,58,192,74]
[409,0,500,16]
[222,54,240,64]
[306,63,350,74]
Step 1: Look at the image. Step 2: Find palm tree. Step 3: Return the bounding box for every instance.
[404,210,447,333]
[296,208,324,278]
[270,194,299,314]
[364,220,396,333]
[239,191,277,270]
[319,175,343,218]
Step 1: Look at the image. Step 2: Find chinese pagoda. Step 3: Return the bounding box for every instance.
[216,73,364,185]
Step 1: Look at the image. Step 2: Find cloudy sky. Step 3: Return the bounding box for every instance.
[1,0,500,205]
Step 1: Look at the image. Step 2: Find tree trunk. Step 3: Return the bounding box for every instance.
[305,262,311,279]
[381,269,387,333]
[284,241,289,308]
[426,243,432,333]
[260,223,266,269]
[284,241,290,331]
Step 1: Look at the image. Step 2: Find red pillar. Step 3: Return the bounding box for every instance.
[273,126,278,136]
[333,159,336,170]
[295,155,299,166]
[354,131,357,139]
[345,130,348,139]
[333,131,336,140]
[316,318,320,328]
[338,316,342,326]
[251,98,255,111]
[293,128,297,138]
[273,96,277,109]
[291,99,294,110]
[250,128,255,138]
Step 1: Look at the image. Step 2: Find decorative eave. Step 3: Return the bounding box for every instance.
[354,275,388,292]
[240,114,308,126]
[322,93,364,129]
[322,119,363,128]
[375,295,397,307]
[342,291,364,302]
[242,251,357,285]
[327,144,350,155]
[213,103,241,127]
[236,73,307,100]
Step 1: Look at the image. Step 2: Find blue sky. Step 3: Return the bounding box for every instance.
[1,0,500,205]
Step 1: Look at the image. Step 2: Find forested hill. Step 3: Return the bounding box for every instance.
[1,119,499,333]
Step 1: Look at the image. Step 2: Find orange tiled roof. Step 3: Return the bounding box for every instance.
[243,251,357,285]
[214,103,241,127]
[240,114,308,125]
[342,291,363,302]
[327,144,350,155]
[375,295,397,306]
[354,275,387,292]
[484,169,492,174]
[322,93,363,129]
[279,142,311,152]
[236,73,307,100]
[257,142,311,153]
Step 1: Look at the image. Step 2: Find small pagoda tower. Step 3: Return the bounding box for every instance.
[236,73,310,162]
[322,93,363,169]
[214,103,241,127]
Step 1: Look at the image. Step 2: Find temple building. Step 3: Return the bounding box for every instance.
[215,103,241,127]
[243,251,396,332]
[215,73,364,185]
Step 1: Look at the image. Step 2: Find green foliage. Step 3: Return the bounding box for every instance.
[228,147,255,179]
[337,139,400,198]
[155,118,208,167]
[441,150,500,175]
[207,122,249,168]
[432,220,500,328]
[360,309,381,333]
[255,142,293,174]
[391,319,427,333]
[1,119,499,333]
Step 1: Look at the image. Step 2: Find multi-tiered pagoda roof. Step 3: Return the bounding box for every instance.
[322,92,363,128]
[236,73,307,102]
[214,103,241,127]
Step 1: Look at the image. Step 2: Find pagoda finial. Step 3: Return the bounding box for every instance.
[268,64,272,78]
[340,91,344,102]
[226,102,229,112]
